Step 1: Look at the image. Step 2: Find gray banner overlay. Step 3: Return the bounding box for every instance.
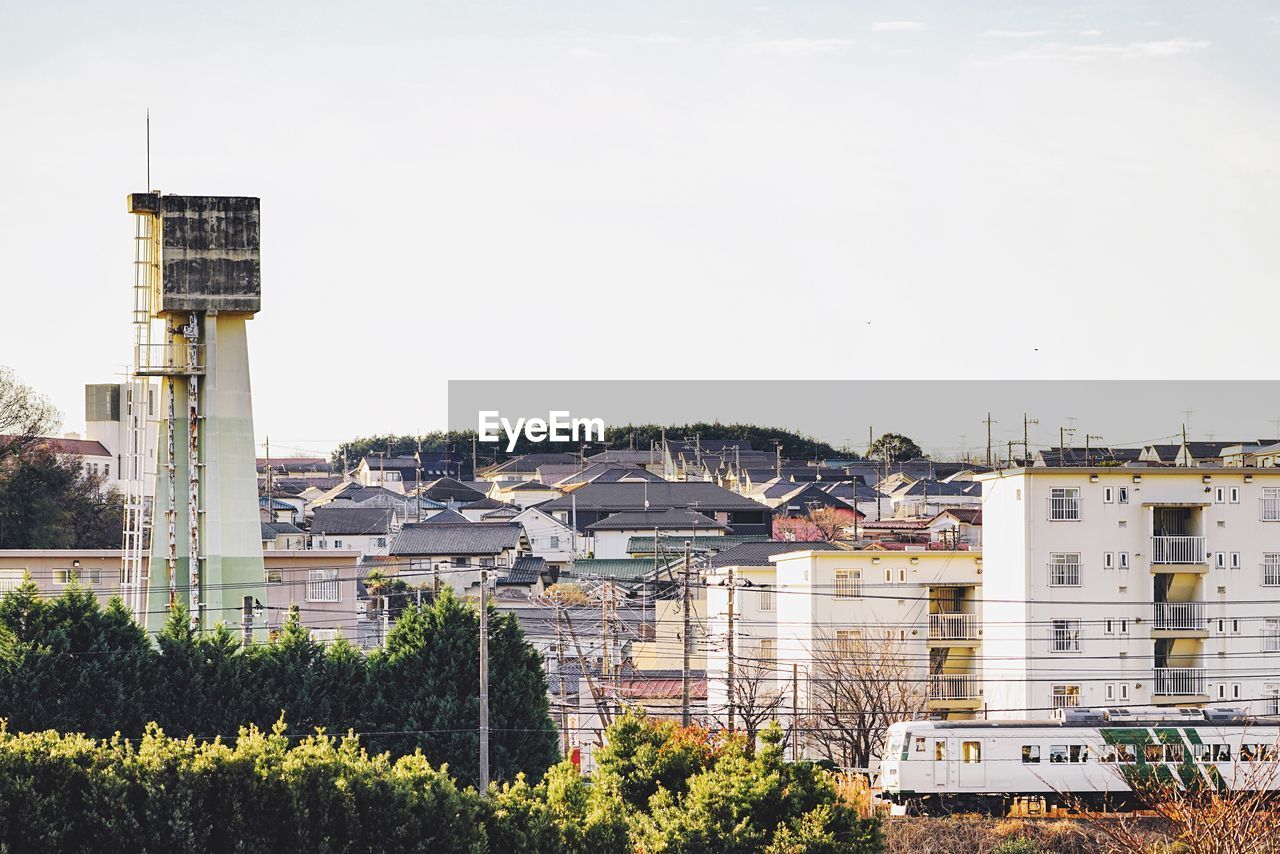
[448,380,1280,456]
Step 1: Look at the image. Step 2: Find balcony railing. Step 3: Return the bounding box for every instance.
[1153,602,1206,631]
[1150,536,1206,565]
[1153,667,1207,697]
[929,613,978,641]
[929,673,980,701]
[1047,496,1081,521]
[1262,497,1280,522]
[1264,562,1280,587]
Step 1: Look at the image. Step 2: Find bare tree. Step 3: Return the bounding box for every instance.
[717,656,787,756]
[804,632,928,770]
[0,366,60,465]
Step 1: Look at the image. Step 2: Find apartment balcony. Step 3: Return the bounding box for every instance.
[1262,497,1280,522]
[1152,667,1208,703]
[1152,602,1207,637]
[928,613,979,647]
[1149,536,1206,568]
[927,673,981,709]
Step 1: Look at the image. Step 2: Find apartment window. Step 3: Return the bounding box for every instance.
[1215,487,1226,504]
[266,568,284,583]
[1048,553,1081,587]
[1230,552,1242,570]
[1119,683,1130,701]
[835,629,862,658]
[1051,684,1082,707]
[758,586,776,613]
[758,638,777,670]
[1118,552,1129,570]
[1104,618,1129,636]
[0,569,24,594]
[834,569,862,599]
[1216,618,1242,635]
[306,569,340,602]
[549,536,560,549]
[1230,487,1240,504]
[884,568,892,583]
[1103,552,1115,570]
[1049,487,1080,521]
[1051,620,1081,653]
[1265,619,1280,653]
[1103,486,1114,503]
[332,539,343,549]
[1265,686,1280,716]
[1264,488,1280,521]
[1105,682,1115,702]
[452,557,468,567]
[1264,554,1280,587]
[312,629,337,645]
[1118,486,1129,504]
[375,537,387,548]
[1216,552,1226,569]
[54,568,96,585]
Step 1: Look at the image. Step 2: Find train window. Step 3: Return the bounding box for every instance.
[914,737,927,754]
[934,741,946,761]
[1069,745,1089,763]
[1262,745,1278,762]
[962,741,981,764]
[1241,744,1257,763]
[1164,744,1184,763]
[1022,745,1041,764]
[1115,745,1135,763]
[1194,744,1212,763]
[1049,745,1068,764]
[1213,744,1231,762]
[1143,745,1164,763]
[1100,746,1116,763]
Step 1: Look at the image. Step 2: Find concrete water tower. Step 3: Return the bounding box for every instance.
[126,192,267,637]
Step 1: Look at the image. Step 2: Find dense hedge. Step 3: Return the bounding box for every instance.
[0,711,881,854]
[0,580,558,787]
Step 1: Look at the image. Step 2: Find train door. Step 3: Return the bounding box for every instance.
[958,739,986,788]
[932,738,950,789]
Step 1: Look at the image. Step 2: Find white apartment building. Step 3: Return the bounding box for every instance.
[979,466,1280,718]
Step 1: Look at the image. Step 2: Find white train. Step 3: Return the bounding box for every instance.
[878,707,1280,815]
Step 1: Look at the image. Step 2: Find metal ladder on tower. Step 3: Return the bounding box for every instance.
[121,204,160,623]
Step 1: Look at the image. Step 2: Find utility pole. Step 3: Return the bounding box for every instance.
[556,605,569,755]
[433,562,441,596]
[601,582,612,722]
[415,435,423,522]
[773,440,782,478]
[1182,423,1189,466]
[726,566,736,731]
[479,569,490,793]
[264,436,273,505]
[1086,434,1103,467]
[241,595,254,646]
[471,433,478,480]
[791,663,799,761]
[681,539,692,726]
[1023,414,1038,466]
[984,412,995,468]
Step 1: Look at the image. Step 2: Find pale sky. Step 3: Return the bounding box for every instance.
[1,1,1278,458]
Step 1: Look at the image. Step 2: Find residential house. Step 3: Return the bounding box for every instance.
[489,479,563,507]
[310,506,397,556]
[477,453,580,484]
[928,507,982,548]
[388,522,530,596]
[512,505,583,570]
[264,549,361,643]
[261,521,306,551]
[538,482,773,538]
[586,508,729,559]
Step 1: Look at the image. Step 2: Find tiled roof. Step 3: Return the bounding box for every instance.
[480,453,580,475]
[564,558,655,583]
[422,508,469,524]
[417,477,487,503]
[390,522,523,555]
[625,534,768,554]
[310,506,395,535]
[6,436,113,457]
[261,521,305,538]
[539,482,765,512]
[932,507,982,525]
[707,540,844,568]
[585,509,729,532]
[498,556,546,586]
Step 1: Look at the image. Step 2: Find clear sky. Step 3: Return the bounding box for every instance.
[1,1,1277,458]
